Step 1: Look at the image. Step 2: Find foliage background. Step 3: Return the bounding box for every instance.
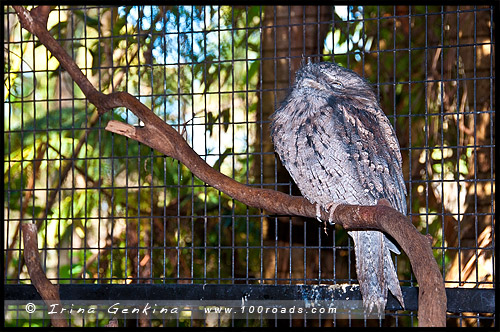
[4,5,494,327]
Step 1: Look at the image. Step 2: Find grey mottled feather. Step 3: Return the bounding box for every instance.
[270,62,407,314]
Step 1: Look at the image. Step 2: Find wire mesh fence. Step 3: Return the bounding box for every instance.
[3,5,495,327]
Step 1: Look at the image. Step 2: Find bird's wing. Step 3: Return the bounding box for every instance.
[277,100,406,213]
[271,97,407,311]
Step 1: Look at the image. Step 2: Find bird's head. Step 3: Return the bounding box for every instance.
[292,62,378,105]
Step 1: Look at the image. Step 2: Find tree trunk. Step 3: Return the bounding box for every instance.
[443,6,494,297]
[256,6,332,284]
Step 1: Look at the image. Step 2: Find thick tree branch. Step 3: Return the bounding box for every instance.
[22,223,68,327]
[13,5,446,326]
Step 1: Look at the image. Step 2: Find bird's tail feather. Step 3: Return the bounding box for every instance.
[349,230,404,314]
[384,246,405,309]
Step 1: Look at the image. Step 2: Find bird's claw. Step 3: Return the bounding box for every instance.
[315,203,328,235]
[325,202,339,225]
[315,202,339,235]
[315,203,322,223]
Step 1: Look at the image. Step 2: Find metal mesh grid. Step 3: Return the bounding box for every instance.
[3,5,495,327]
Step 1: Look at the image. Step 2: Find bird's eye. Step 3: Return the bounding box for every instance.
[331,81,343,89]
